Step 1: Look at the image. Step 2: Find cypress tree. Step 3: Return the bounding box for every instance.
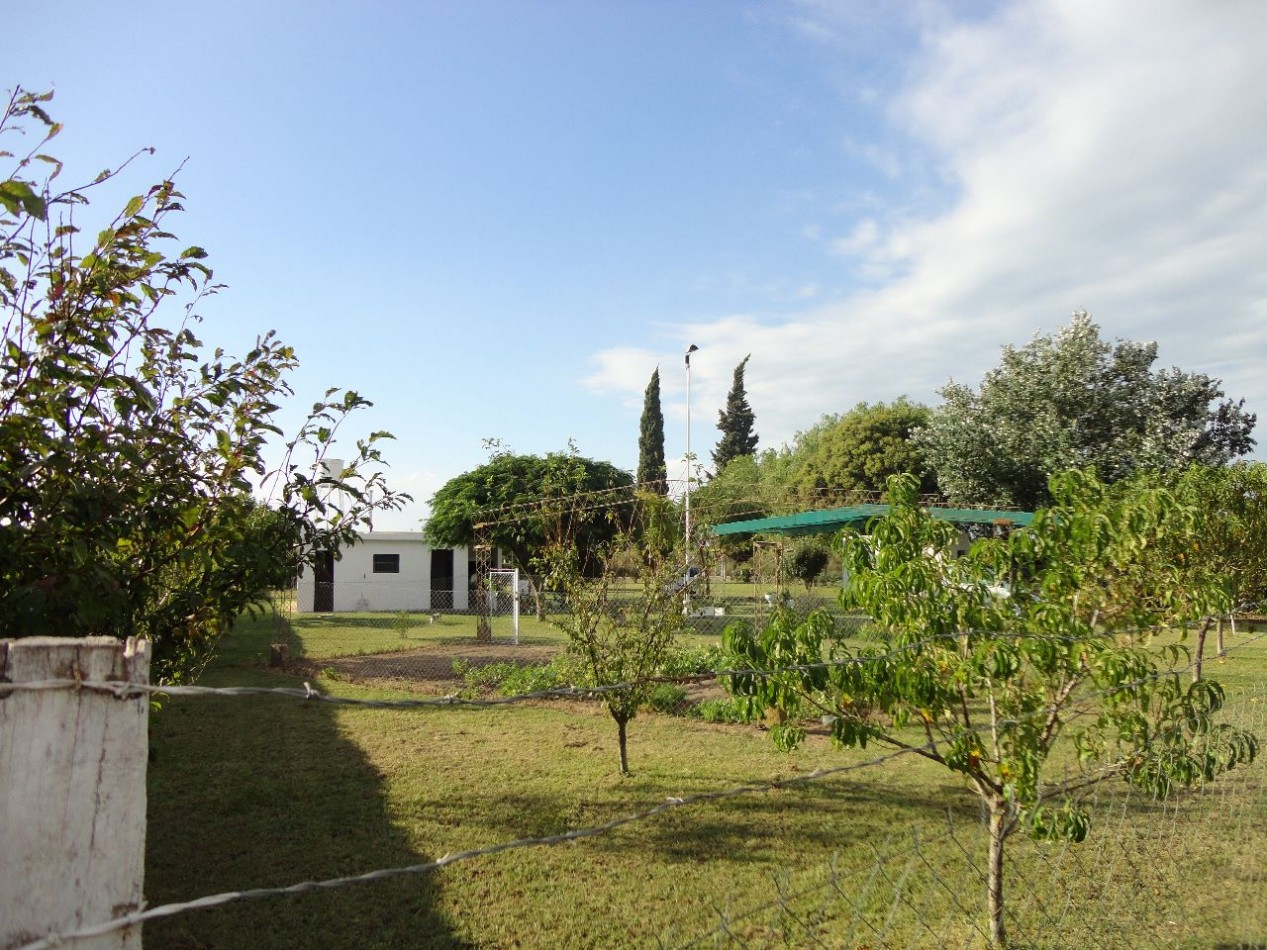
[713,354,758,471]
[637,367,668,494]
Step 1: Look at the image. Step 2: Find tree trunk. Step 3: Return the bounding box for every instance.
[987,803,1008,948]
[1216,616,1226,657]
[1193,616,1212,682]
[616,715,630,775]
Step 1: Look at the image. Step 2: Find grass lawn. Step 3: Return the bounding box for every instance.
[144,605,1267,949]
[278,582,855,661]
[287,609,574,659]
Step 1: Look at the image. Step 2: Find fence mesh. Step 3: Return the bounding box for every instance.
[91,589,1261,950]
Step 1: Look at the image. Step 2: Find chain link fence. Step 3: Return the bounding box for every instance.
[130,592,1267,950]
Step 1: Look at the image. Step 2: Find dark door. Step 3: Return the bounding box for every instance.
[429,548,454,610]
[313,550,334,612]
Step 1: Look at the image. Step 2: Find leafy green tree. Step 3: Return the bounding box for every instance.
[424,448,635,617]
[724,472,1256,947]
[785,538,831,591]
[1166,463,1267,675]
[917,312,1256,509]
[548,523,683,775]
[713,354,758,471]
[1180,463,1267,611]
[689,450,805,571]
[636,367,667,494]
[0,88,407,682]
[792,399,936,498]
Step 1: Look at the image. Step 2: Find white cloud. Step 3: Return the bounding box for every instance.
[830,218,880,257]
[590,0,1267,455]
[583,346,663,397]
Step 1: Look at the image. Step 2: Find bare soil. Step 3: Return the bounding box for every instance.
[293,640,563,694]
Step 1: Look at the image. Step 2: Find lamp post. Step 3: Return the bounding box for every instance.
[684,344,699,577]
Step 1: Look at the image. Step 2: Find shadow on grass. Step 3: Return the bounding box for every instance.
[145,615,471,950]
[631,777,984,865]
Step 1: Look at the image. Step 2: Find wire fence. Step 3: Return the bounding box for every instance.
[11,595,1267,950]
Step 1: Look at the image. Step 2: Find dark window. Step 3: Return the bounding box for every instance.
[373,553,400,574]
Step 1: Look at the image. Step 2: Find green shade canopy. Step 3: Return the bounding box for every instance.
[710,504,1033,537]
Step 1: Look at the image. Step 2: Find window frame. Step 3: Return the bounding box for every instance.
[372,553,401,574]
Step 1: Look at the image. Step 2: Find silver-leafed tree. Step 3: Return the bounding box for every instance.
[917,313,1255,509]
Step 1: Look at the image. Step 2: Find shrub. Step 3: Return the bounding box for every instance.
[656,644,726,677]
[455,653,589,696]
[642,683,687,713]
[691,696,762,724]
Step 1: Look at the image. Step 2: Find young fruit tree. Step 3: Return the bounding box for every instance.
[722,472,1257,948]
[1167,463,1267,676]
[0,89,408,682]
[547,494,684,775]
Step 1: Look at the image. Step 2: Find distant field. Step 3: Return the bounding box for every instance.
[278,580,856,661]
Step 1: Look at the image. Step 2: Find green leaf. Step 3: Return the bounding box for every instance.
[0,179,47,219]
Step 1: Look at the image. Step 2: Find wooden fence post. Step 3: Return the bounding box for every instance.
[1,636,150,950]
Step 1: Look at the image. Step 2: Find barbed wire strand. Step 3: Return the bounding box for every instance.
[667,841,927,950]
[9,628,1262,949]
[14,745,925,950]
[666,638,1267,949]
[8,623,1259,714]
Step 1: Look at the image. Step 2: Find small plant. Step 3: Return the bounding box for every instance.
[459,661,522,690]
[549,529,684,774]
[642,683,687,714]
[391,611,414,640]
[497,663,560,695]
[690,696,762,724]
[656,644,726,677]
[457,654,588,697]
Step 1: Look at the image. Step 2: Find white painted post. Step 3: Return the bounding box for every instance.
[0,636,150,949]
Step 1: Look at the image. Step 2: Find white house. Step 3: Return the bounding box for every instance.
[295,532,473,614]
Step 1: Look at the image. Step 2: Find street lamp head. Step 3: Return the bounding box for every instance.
[685,343,699,366]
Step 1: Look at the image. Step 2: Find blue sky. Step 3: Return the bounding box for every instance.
[11,0,1267,529]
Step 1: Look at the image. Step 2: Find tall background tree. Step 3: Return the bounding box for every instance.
[424,447,635,617]
[917,312,1256,509]
[636,367,667,494]
[791,399,936,499]
[713,353,758,471]
[0,88,407,682]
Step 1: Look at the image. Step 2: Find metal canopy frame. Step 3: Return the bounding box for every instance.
[710,504,1034,538]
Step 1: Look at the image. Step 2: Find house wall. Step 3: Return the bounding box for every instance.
[295,532,469,613]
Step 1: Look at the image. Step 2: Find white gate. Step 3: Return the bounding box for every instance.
[486,568,520,644]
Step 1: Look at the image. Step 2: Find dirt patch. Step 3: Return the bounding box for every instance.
[294,640,563,692]
[292,641,738,714]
